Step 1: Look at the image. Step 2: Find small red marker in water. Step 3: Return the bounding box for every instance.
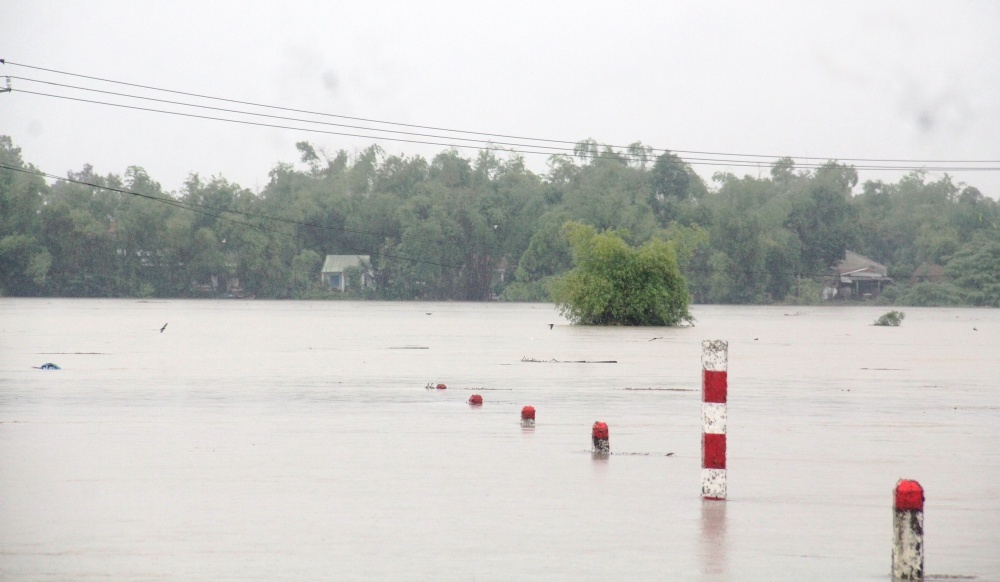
[436,383,447,390]
[892,479,925,580]
[521,406,535,428]
[592,421,609,454]
[468,394,483,406]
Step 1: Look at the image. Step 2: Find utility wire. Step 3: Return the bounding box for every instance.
[13,76,1000,173]
[11,88,1000,173]
[4,59,999,166]
[7,160,968,282]
[0,162,465,270]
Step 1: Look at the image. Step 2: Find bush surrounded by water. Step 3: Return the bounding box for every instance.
[873,310,905,326]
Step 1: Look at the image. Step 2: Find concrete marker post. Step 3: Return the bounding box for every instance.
[701,340,728,500]
[521,406,535,428]
[592,421,609,454]
[892,479,925,580]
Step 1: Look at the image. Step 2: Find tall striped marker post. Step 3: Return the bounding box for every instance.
[892,479,925,580]
[701,340,728,500]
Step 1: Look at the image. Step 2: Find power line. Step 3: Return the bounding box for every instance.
[14,75,1000,173]
[5,163,992,285]
[10,75,579,155]
[0,162,465,270]
[4,59,999,166]
[11,88,1000,173]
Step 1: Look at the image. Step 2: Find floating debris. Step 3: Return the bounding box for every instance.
[874,310,905,326]
[521,356,617,364]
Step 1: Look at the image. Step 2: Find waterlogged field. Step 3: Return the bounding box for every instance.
[1,299,998,581]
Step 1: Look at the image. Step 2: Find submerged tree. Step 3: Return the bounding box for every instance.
[550,222,690,326]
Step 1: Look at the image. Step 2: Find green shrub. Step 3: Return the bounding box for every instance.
[550,222,691,326]
[873,310,905,326]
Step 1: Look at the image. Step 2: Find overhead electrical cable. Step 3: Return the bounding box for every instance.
[10,88,999,173]
[1,163,978,281]
[12,76,1000,172]
[3,59,999,166]
[0,162,464,269]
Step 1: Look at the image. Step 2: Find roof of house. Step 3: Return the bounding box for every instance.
[321,255,371,273]
[834,251,888,276]
[833,251,892,283]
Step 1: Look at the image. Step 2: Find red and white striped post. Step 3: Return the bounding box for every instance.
[521,406,535,428]
[701,340,728,500]
[892,479,925,580]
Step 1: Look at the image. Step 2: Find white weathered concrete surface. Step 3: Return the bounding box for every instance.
[702,402,727,434]
[701,339,729,371]
[893,509,924,580]
[702,468,727,500]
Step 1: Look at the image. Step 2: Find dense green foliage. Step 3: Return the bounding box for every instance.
[873,310,905,326]
[550,223,690,325]
[1,134,998,306]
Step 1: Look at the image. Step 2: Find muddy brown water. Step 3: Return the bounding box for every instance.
[1,299,998,580]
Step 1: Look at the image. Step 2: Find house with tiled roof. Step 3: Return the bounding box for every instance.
[825,251,893,300]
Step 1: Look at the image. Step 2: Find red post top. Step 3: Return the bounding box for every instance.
[436,383,447,390]
[894,479,924,511]
[592,421,609,440]
[468,394,483,406]
[521,406,535,420]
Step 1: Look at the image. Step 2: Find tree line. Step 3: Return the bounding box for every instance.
[1,135,998,305]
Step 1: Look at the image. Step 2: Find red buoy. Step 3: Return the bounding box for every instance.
[592,421,609,454]
[521,405,535,427]
[468,394,483,406]
[436,383,447,390]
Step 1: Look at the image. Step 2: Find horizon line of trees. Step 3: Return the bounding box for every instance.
[2,134,999,306]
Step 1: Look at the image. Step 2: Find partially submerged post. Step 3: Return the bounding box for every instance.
[521,406,535,428]
[701,340,728,500]
[592,421,609,454]
[892,479,925,580]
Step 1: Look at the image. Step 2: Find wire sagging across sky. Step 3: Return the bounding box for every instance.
[4,59,1000,174]
[0,162,466,270]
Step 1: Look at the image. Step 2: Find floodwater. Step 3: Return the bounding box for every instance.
[1,299,998,581]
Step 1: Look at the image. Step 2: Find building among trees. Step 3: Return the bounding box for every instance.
[826,251,893,300]
[320,255,374,292]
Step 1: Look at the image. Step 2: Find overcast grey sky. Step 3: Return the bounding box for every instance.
[3,1,999,196]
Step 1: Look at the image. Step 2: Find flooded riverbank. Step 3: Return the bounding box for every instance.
[1,300,998,580]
